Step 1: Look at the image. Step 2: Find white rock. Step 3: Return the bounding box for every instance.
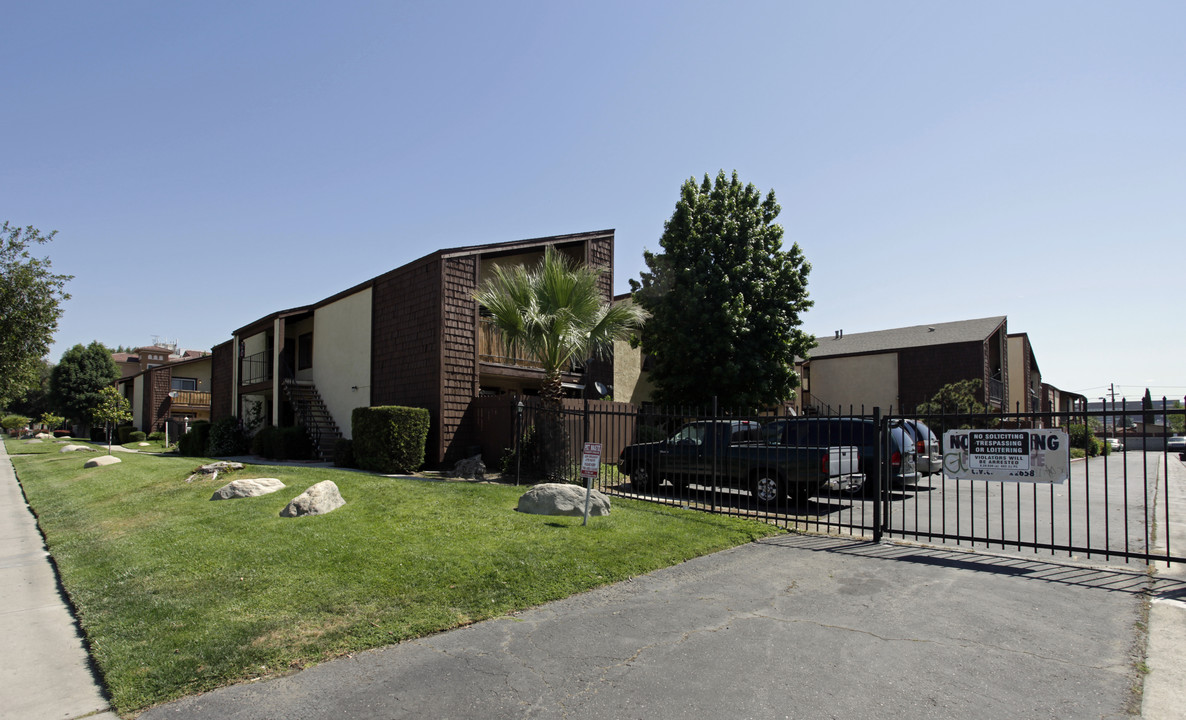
[211,478,286,500]
[517,483,611,517]
[59,444,95,453]
[138,442,150,446]
[84,455,122,468]
[280,480,345,517]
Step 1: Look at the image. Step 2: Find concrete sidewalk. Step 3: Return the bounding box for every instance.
[1143,453,1186,719]
[0,441,117,720]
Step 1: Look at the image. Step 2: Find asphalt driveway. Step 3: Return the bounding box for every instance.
[139,534,1157,720]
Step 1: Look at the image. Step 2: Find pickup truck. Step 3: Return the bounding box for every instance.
[617,419,862,508]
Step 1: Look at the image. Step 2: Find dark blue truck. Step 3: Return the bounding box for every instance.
[617,420,861,507]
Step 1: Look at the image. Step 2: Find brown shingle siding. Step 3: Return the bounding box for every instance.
[211,341,233,421]
[898,341,985,412]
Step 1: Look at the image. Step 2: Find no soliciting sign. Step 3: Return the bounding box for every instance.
[943,429,1069,483]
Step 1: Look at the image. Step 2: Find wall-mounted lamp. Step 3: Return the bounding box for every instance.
[351,386,358,392]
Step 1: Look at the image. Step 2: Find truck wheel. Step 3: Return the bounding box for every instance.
[752,472,783,507]
[631,465,654,493]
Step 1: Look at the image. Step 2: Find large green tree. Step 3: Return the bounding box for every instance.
[49,342,120,424]
[0,222,72,408]
[630,170,814,408]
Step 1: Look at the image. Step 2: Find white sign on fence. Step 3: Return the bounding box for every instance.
[942,429,1069,483]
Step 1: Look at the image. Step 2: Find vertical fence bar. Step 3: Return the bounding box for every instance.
[872,407,882,543]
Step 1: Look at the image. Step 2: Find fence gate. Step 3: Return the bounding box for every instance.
[498,398,1184,568]
[877,405,1185,567]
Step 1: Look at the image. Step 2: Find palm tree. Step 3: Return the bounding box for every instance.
[475,246,646,476]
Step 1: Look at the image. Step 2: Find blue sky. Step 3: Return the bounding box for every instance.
[5,1,1184,404]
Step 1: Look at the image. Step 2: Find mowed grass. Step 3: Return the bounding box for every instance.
[6,439,780,714]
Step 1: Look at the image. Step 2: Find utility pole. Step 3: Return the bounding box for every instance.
[1108,383,1116,434]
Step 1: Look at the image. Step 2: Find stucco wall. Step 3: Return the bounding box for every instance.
[613,339,654,404]
[810,353,899,413]
[131,375,144,429]
[242,331,268,357]
[312,288,372,440]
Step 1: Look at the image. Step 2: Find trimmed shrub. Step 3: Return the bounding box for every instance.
[334,438,355,468]
[1,415,30,433]
[178,421,212,457]
[117,425,136,444]
[129,431,146,442]
[207,417,248,457]
[352,406,430,474]
[147,431,165,441]
[251,425,313,461]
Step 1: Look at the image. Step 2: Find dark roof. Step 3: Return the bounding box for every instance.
[229,229,615,339]
[809,316,1007,359]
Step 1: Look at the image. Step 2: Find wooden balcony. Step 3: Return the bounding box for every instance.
[477,318,579,372]
[171,390,211,408]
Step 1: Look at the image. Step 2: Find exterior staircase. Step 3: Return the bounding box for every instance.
[282,379,342,462]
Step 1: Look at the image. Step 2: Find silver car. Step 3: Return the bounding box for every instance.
[900,419,941,476]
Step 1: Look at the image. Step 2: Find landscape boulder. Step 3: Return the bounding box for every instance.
[516,483,611,517]
[280,480,345,517]
[84,455,121,468]
[23,439,42,444]
[35,432,52,439]
[211,478,286,501]
[59,444,95,453]
[450,454,486,480]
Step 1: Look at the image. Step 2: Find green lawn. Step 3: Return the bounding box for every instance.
[6,439,780,714]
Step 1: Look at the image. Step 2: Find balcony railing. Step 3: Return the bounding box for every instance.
[987,377,1004,404]
[171,390,211,407]
[240,351,273,386]
[478,318,579,372]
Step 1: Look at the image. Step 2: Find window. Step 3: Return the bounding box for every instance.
[171,377,197,391]
[298,332,313,370]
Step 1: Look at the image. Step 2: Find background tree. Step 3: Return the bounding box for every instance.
[475,246,646,478]
[1,414,31,435]
[50,342,120,426]
[916,379,987,416]
[916,379,995,431]
[0,222,72,408]
[4,358,54,418]
[91,386,132,454]
[630,170,814,409]
[1142,388,1155,427]
[39,412,66,434]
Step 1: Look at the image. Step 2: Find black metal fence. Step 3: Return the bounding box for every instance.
[489,396,1186,567]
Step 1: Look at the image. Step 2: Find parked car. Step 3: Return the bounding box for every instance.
[899,419,941,475]
[1167,435,1186,457]
[617,420,862,507]
[1105,437,1123,452]
[761,416,920,491]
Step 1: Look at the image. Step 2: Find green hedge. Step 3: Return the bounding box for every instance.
[147,431,165,441]
[207,417,248,457]
[352,406,429,474]
[178,421,212,457]
[333,438,355,468]
[116,425,136,444]
[250,425,313,461]
[129,431,146,443]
